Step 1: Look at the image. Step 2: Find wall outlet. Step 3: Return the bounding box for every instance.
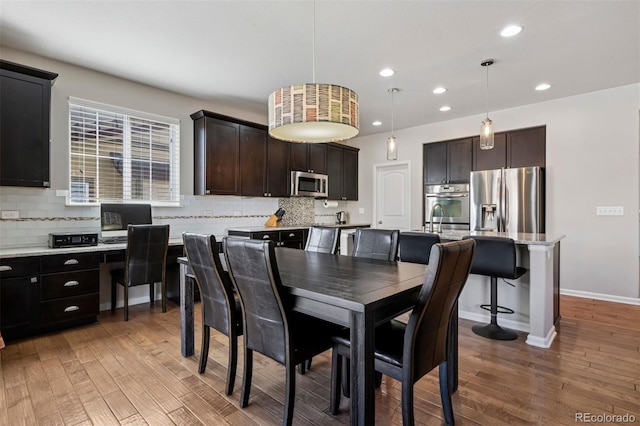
[233,211,241,216]
[358,208,365,214]
[596,206,624,216]
[203,210,213,217]
[56,189,68,197]
[1,210,19,219]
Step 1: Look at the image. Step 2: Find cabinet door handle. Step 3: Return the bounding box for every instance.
[0,265,13,272]
[64,280,80,287]
[288,233,295,237]
[64,259,79,265]
[64,306,80,313]
[262,235,270,239]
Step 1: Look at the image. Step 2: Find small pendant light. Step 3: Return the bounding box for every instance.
[480,59,495,150]
[387,88,399,160]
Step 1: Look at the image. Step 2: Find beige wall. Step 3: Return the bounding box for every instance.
[1,46,267,195]
[345,84,640,301]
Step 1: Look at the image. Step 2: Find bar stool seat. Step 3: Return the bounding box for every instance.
[462,235,526,340]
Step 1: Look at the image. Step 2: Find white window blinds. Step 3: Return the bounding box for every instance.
[69,98,180,206]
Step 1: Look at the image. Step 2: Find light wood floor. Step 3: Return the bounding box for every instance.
[1,295,638,425]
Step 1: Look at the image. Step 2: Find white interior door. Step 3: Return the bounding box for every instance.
[374,162,411,230]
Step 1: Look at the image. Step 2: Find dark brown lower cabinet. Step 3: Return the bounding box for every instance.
[227,229,308,249]
[0,258,39,340]
[0,254,100,341]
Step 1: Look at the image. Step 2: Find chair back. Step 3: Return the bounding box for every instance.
[398,232,441,264]
[404,239,475,382]
[183,233,237,335]
[305,226,341,254]
[124,224,169,287]
[351,228,399,261]
[462,235,521,279]
[223,238,290,364]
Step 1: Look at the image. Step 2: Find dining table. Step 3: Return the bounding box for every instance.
[178,247,460,426]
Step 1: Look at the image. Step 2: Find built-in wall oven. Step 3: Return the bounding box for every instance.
[424,183,470,231]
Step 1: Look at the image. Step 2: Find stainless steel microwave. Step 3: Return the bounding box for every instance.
[291,171,328,198]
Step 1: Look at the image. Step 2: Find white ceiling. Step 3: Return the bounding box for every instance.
[1,1,638,137]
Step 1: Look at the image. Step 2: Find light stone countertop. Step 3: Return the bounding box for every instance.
[226,223,372,233]
[341,229,564,246]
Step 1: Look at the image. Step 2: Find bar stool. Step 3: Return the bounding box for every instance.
[462,236,526,340]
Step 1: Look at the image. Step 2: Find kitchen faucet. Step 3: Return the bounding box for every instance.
[429,203,446,233]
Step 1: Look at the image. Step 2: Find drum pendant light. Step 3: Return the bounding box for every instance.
[387,88,398,160]
[480,59,495,150]
[268,2,359,143]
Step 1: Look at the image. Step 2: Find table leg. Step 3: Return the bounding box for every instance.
[447,302,459,393]
[180,262,195,357]
[350,311,375,426]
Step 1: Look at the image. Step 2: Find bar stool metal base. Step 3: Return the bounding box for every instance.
[472,323,518,341]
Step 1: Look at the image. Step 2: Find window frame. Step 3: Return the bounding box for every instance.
[68,97,180,206]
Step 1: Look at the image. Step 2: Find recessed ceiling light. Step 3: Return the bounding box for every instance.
[439,106,451,112]
[372,120,382,126]
[535,83,552,91]
[500,25,522,37]
[379,68,395,77]
[433,87,447,94]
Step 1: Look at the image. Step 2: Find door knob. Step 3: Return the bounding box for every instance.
[378,220,382,224]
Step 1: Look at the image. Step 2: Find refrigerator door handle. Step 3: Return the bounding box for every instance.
[503,182,509,231]
[498,173,505,232]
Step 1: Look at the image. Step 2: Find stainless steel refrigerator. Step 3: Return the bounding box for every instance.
[470,166,544,233]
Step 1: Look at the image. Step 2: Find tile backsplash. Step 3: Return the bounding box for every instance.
[0,187,346,248]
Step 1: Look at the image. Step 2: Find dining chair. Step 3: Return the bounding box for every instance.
[110,224,169,321]
[351,228,400,261]
[182,233,243,395]
[330,239,475,426]
[223,237,341,426]
[304,226,341,254]
[397,232,441,264]
[299,225,341,374]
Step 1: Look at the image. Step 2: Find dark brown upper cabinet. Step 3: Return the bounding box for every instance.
[0,60,57,188]
[423,138,472,184]
[327,143,358,201]
[472,125,545,170]
[192,110,290,197]
[290,143,327,174]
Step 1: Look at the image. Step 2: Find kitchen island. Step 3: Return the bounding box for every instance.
[430,230,564,349]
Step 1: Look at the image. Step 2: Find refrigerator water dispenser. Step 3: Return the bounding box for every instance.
[481,204,498,230]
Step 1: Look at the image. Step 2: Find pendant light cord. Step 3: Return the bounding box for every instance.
[312,0,316,84]
[485,64,489,120]
[391,89,395,134]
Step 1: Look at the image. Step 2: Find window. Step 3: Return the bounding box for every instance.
[68,97,180,205]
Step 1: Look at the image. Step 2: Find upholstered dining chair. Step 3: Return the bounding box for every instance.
[110,224,169,321]
[397,232,441,264]
[330,239,475,426]
[351,228,400,261]
[182,233,243,395]
[305,226,341,254]
[223,237,341,426]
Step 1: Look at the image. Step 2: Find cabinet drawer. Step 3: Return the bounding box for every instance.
[0,257,39,278]
[279,230,304,242]
[40,293,99,324]
[40,270,100,300]
[40,253,100,273]
[251,231,279,241]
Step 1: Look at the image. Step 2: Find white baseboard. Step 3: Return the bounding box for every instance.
[458,310,529,333]
[560,289,640,306]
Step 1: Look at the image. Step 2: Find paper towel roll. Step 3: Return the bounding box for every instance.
[323,200,339,208]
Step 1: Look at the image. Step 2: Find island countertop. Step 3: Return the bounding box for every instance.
[422,230,565,246]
